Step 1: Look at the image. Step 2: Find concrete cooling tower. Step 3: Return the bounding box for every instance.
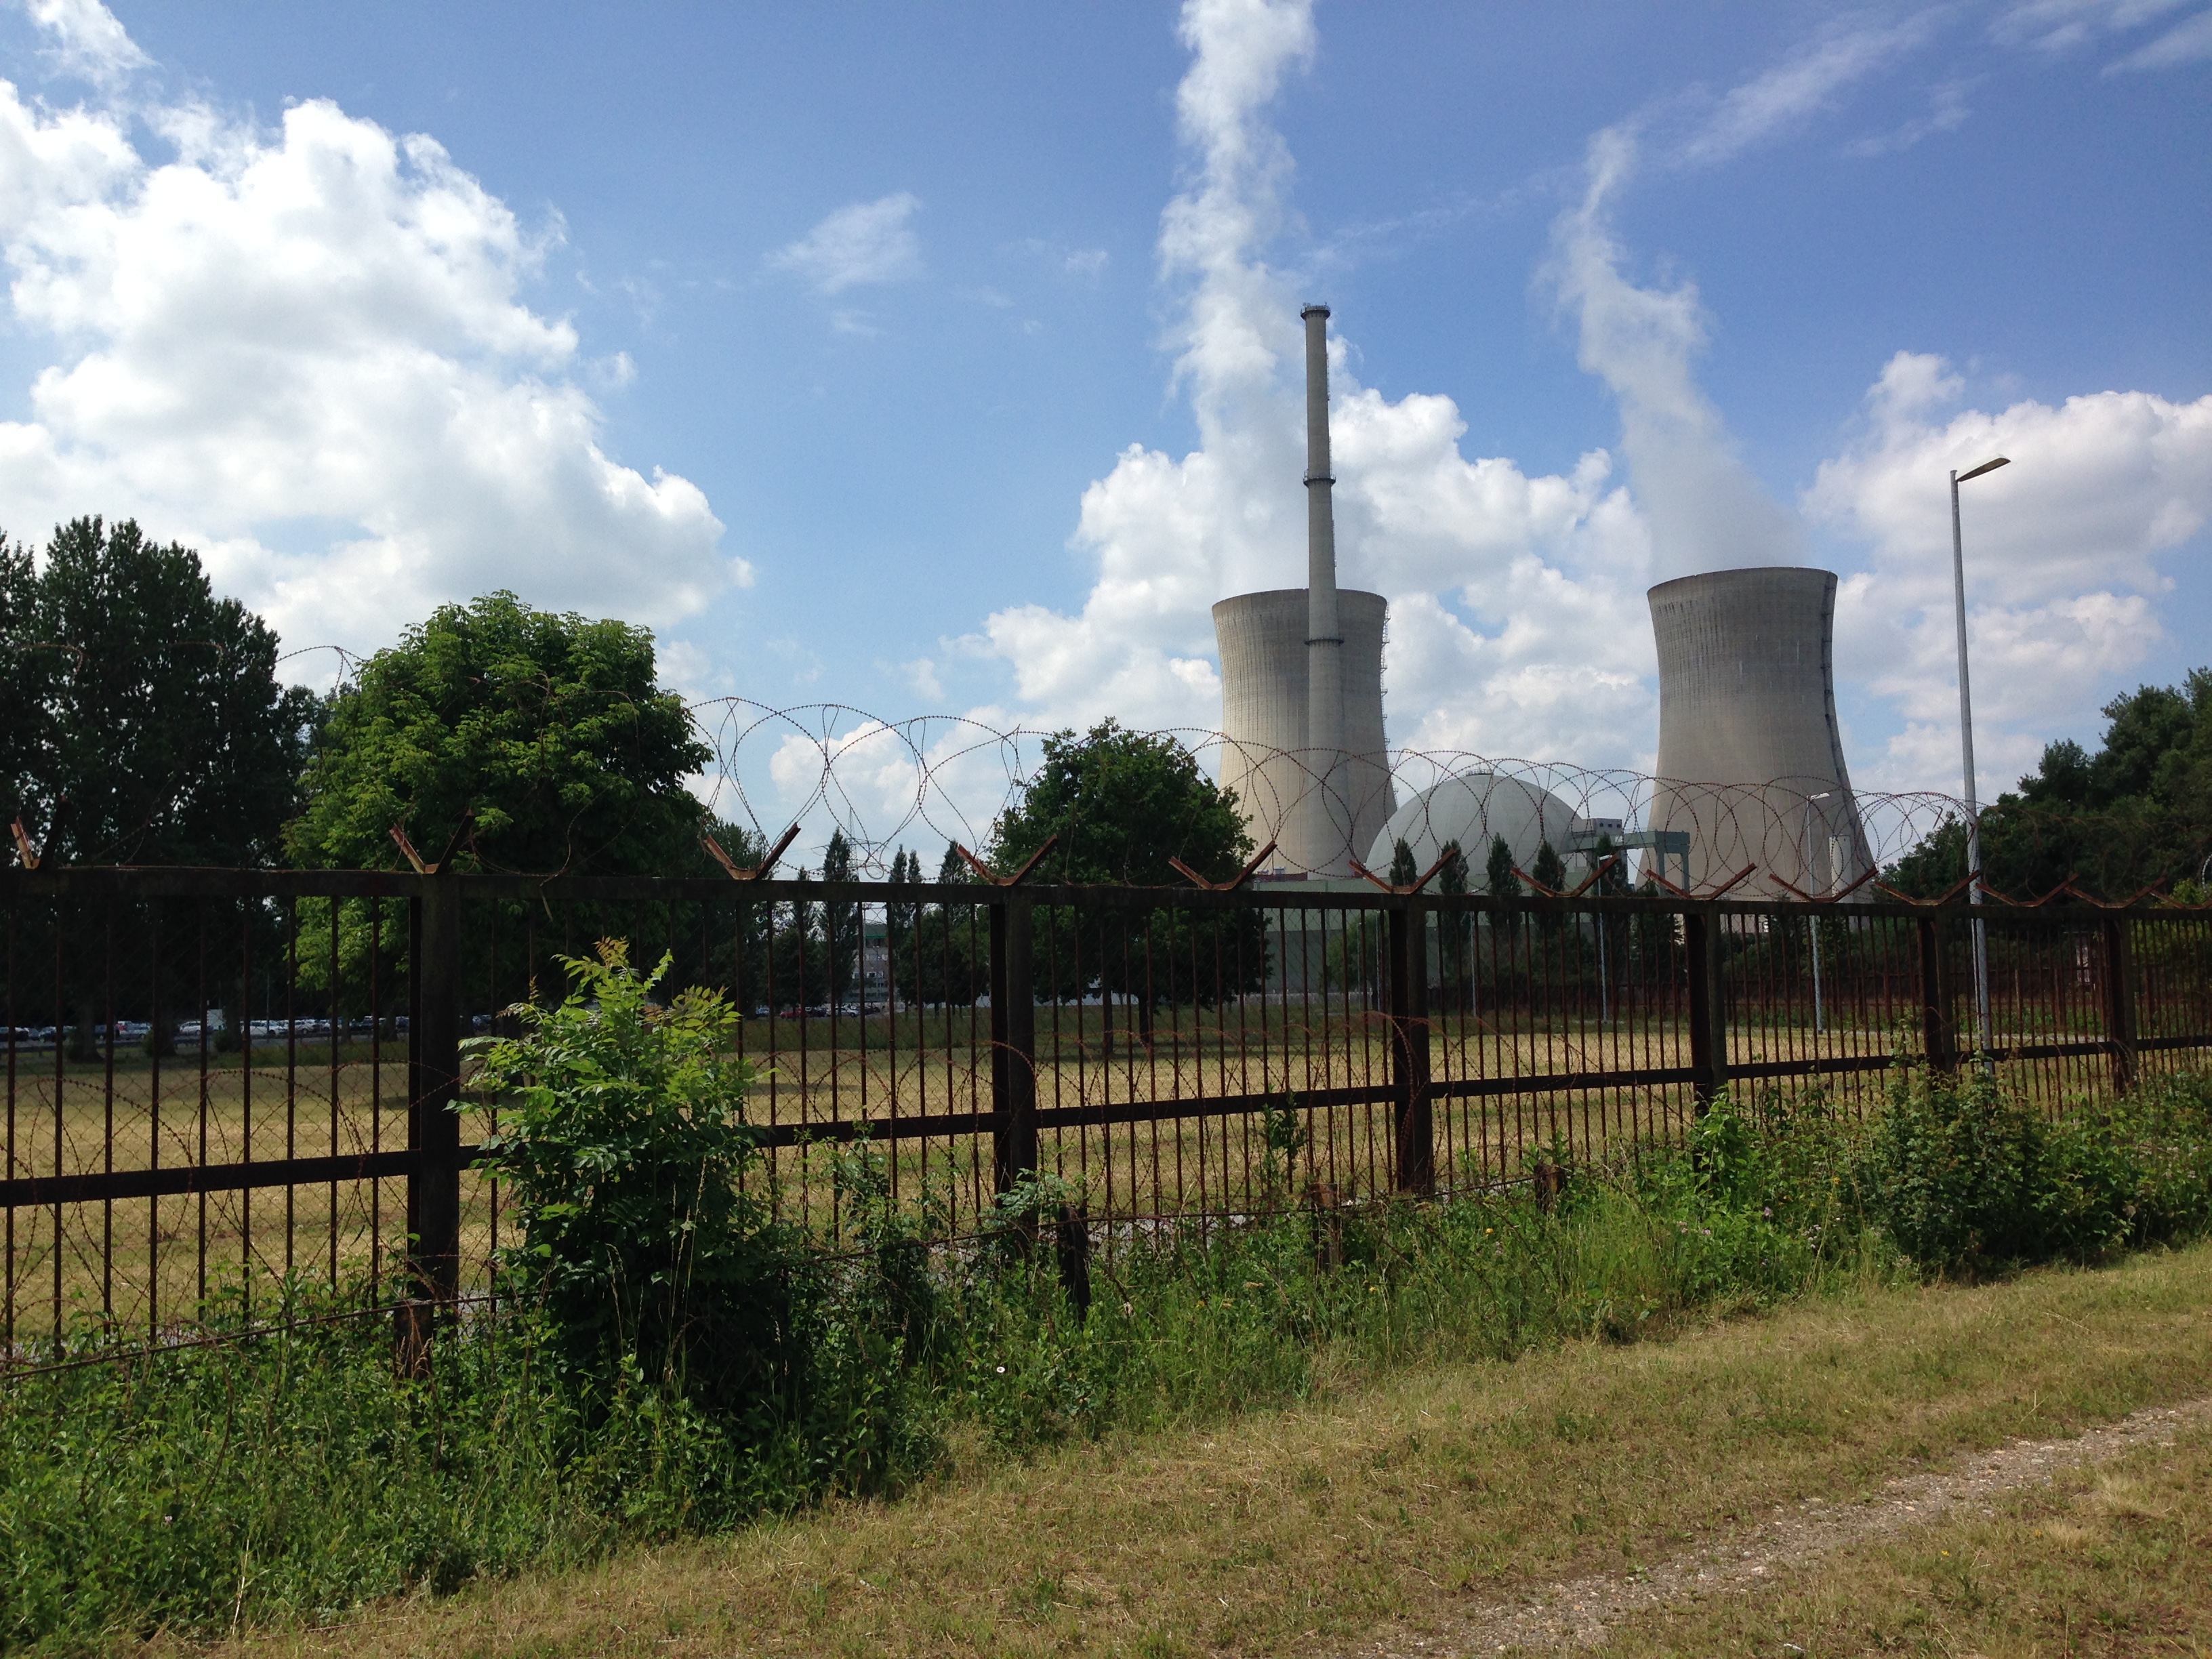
[1212,304,1394,876]
[1648,567,1874,898]
[1214,588,1394,874]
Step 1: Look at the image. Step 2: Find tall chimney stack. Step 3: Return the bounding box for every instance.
[1301,304,1349,874]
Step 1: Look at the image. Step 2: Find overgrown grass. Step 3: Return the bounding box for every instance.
[6,1058,2212,1652]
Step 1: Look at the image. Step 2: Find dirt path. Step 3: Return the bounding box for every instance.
[1368,1393,2212,1656]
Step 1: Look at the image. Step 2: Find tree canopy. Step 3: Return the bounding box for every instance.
[988,718,1253,884]
[1,516,315,867]
[988,719,1263,1008]
[289,592,711,874]
[1885,668,2212,901]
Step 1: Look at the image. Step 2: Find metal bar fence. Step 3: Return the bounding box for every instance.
[3,865,2209,1367]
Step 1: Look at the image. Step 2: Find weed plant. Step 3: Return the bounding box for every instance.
[5,951,2211,1652]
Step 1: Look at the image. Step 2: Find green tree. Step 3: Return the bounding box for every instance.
[1884,668,2212,901]
[1485,834,1521,899]
[987,718,1265,1019]
[1436,839,1473,1013]
[820,830,863,1005]
[1531,839,1566,895]
[1485,834,1523,952]
[1,518,316,1048]
[3,517,315,866]
[1387,836,1418,887]
[288,591,709,876]
[988,718,1252,886]
[285,592,712,1020]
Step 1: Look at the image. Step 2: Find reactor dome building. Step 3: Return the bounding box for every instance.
[1366,771,1576,880]
[1212,306,1395,876]
[1647,566,1874,898]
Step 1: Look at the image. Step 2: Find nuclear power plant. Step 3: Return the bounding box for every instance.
[1207,313,1876,898]
[1212,306,1395,876]
[1647,567,1873,897]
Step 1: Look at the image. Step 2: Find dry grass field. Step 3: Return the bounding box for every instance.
[0,991,2143,1340]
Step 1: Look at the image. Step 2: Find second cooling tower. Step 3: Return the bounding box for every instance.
[1649,567,1872,897]
[1213,589,1393,876]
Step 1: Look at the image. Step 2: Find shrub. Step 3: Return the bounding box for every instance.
[470,943,937,1513]
[1858,1062,2047,1272]
[473,941,797,1425]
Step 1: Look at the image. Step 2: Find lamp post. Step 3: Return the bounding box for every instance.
[1950,454,2009,1063]
[1806,790,1835,1035]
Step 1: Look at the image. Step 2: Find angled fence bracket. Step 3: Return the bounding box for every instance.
[701,821,801,882]
[954,834,1058,888]
[1170,839,1278,892]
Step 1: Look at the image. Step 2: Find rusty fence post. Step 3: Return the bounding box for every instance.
[1684,906,1727,1110]
[2103,915,2139,1094]
[402,871,463,1369]
[1917,914,1957,1075]
[1388,895,1435,1196]
[989,891,1038,1193]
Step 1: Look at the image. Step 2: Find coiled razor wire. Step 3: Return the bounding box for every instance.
[683,697,1980,895]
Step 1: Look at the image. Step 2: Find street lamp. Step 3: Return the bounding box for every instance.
[1806,790,1837,1035]
[1950,453,2009,1062]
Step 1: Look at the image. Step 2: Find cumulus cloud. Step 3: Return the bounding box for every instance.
[767,192,922,294]
[0,12,740,663]
[1808,352,2212,793]
[966,0,1660,768]
[23,0,148,87]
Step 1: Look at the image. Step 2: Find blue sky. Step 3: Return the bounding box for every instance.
[0,0,2207,853]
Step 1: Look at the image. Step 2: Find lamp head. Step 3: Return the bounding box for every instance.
[1957,455,2011,483]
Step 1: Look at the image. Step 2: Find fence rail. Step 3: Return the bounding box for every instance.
[5,864,2211,1362]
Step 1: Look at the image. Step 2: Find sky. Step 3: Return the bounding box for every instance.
[0,0,2207,859]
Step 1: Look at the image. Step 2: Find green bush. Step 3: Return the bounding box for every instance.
[471,941,936,1509]
[1858,1063,2048,1271]
[473,941,794,1421]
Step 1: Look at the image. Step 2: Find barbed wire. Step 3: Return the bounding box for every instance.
[14,627,2184,899]
[680,697,1972,895]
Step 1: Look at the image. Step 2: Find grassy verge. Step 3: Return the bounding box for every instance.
[1592,1399,2212,1656]
[0,1176,1856,1652]
[9,1057,2211,1653]
[197,1240,2212,1659]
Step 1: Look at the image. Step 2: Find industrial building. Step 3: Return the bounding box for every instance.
[1365,771,1576,880]
[1212,306,1394,876]
[1647,566,1873,897]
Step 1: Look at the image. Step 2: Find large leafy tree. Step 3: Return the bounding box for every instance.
[989,718,1253,887]
[289,592,710,874]
[988,719,1265,1015]
[1885,668,2212,901]
[3,517,316,867]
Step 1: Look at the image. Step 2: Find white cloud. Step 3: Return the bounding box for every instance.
[1993,0,2196,52]
[1808,352,2212,793]
[2107,7,2212,67]
[23,0,148,87]
[0,32,741,663]
[1843,77,1975,158]
[1671,14,1937,169]
[767,192,922,294]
